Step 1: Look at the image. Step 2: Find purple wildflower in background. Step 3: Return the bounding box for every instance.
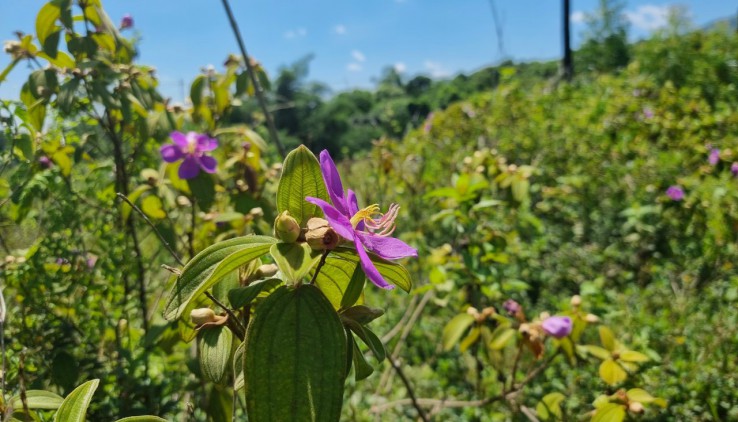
[732,162,738,176]
[642,107,654,119]
[542,316,572,338]
[160,131,218,180]
[306,150,418,289]
[38,156,52,169]
[666,185,684,201]
[424,112,434,134]
[503,299,521,316]
[709,148,720,165]
[120,14,133,30]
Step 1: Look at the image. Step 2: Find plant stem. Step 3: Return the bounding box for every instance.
[309,250,331,285]
[117,193,185,266]
[219,0,286,159]
[204,291,246,339]
[386,358,430,422]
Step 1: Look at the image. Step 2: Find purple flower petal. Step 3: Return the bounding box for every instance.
[305,197,355,240]
[319,150,348,215]
[356,232,417,260]
[170,131,189,149]
[542,316,572,339]
[196,134,218,152]
[354,236,393,290]
[199,155,217,173]
[347,189,364,231]
[160,144,184,163]
[178,155,201,179]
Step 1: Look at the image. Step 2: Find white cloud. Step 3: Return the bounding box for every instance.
[351,50,366,62]
[571,11,586,24]
[334,24,346,35]
[284,27,307,39]
[424,60,450,78]
[625,5,669,31]
[347,63,362,72]
[394,62,406,73]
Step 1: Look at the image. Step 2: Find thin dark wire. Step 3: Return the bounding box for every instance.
[220,0,287,159]
[487,0,506,58]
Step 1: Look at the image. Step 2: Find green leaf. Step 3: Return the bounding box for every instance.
[187,173,216,211]
[340,305,384,325]
[228,278,282,309]
[53,379,99,422]
[233,340,246,391]
[442,313,475,351]
[198,326,233,384]
[332,247,412,292]
[350,334,374,381]
[114,417,168,422]
[599,326,616,351]
[591,402,626,422]
[626,388,655,404]
[459,326,480,352]
[190,74,205,108]
[489,327,516,350]
[599,359,627,386]
[340,264,365,309]
[121,185,151,222]
[10,390,63,410]
[276,145,329,226]
[163,235,276,320]
[343,319,386,362]
[57,77,80,114]
[270,243,321,283]
[245,285,347,421]
[578,345,611,360]
[312,256,362,309]
[536,392,566,421]
[36,2,61,45]
[619,350,649,363]
[141,195,166,219]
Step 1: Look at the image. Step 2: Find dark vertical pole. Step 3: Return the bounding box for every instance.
[563,0,574,80]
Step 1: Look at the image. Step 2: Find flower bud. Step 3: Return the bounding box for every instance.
[503,299,521,317]
[274,211,301,242]
[305,217,339,250]
[570,295,582,307]
[255,263,278,278]
[120,14,134,30]
[628,402,644,414]
[190,308,217,326]
[585,313,600,323]
[38,156,52,169]
[541,316,573,339]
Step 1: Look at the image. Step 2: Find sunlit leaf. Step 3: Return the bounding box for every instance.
[276,145,329,226]
[442,313,475,351]
[591,402,626,422]
[599,359,627,386]
[198,326,233,384]
[270,242,321,283]
[10,390,63,410]
[53,379,99,422]
[536,392,565,421]
[619,350,649,363]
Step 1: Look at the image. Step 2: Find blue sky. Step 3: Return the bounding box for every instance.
[0,0,735,101]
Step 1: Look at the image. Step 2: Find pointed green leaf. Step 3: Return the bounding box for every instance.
[340,305,384,325]
[163,235,276,320]
[228,278,282,309]
[459,326,480,352]
[536,392,566,421]
[489,327,516,350]
[343,319,385,362]
[350,335,374,381]
[599,359,627,386]
[141,195,166,219]
[578,345,612,361]
[53,379,99,422]
[626,388,655,404]
[599,326,616,351]
[233,340,246,391]
[57,77,80,114]
[10,390,63,410]
[442,313,475,351]
[114,417,168,422]
[270,243,321,283]
[276,145,329,226]
[36,2,61,45]
[190,74,205,108]
[198,326,233,384]
[245,285,346,421]
[591,403,626,422]
[340,264,365,309]
[619,350,649,363]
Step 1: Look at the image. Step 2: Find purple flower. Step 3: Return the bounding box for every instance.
[306,150,418,289]
[666,185,684,201]
[709,148,720,166]
[120,14,134,30]
[38,156,52,169]
[542,316,572,339]
[503,299,521,316]
[731,162,738,176]
[160,131,218,180]
[423,112,434,134]
[642,107,654,119]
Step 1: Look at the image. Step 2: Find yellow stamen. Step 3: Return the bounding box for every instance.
[350,204,380,228]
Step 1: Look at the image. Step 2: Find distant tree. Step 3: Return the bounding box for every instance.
[576,0,630,73]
